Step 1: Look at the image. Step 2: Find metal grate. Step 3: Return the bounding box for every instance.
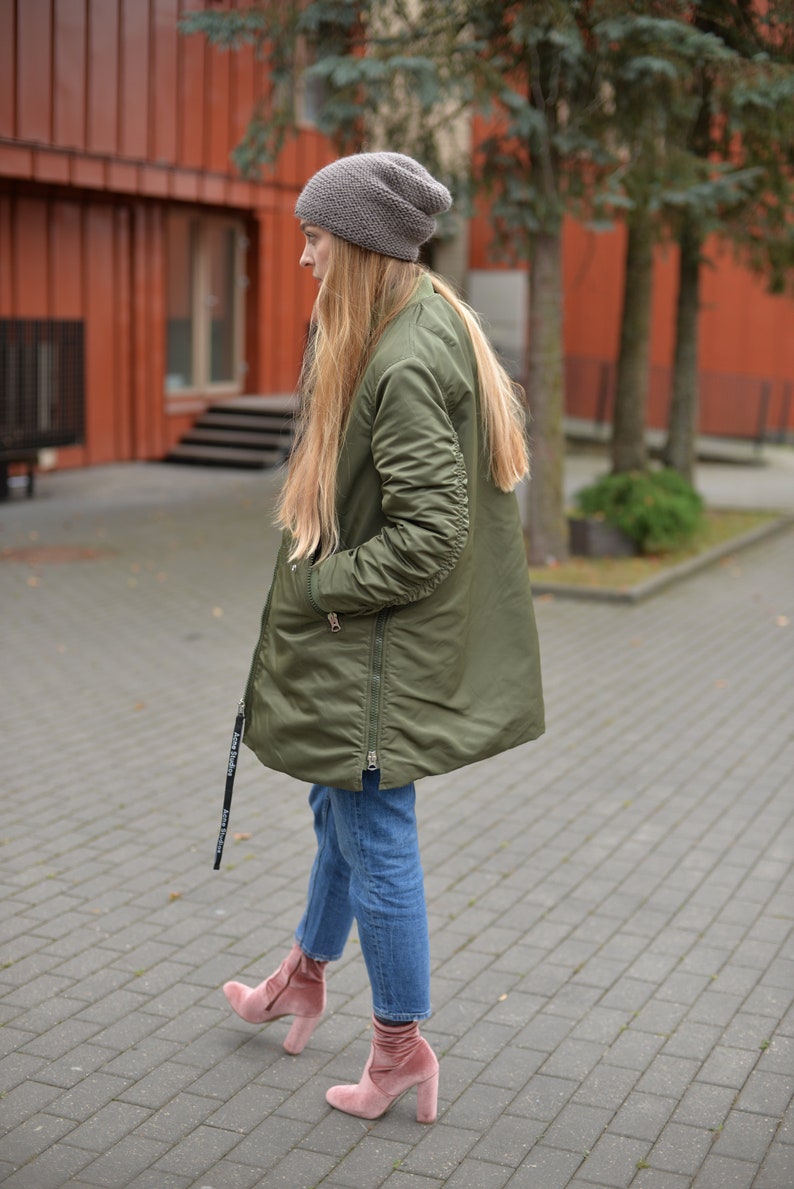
[0,319,85,455]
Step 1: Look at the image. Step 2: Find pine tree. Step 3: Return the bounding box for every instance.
[182,1,612,564]
[591,7,742,474]
[663,2,794,480]
[182,1,794,552]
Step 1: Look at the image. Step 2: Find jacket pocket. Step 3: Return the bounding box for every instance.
[285,557,341,634]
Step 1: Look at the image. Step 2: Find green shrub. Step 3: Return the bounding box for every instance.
[574,469,704,554]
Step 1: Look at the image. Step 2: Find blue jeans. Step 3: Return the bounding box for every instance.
[295,770,431,1022]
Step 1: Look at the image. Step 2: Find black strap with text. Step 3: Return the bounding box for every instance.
[213,700,245,870]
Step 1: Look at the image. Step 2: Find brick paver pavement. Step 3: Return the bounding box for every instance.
[1,454,792,1188]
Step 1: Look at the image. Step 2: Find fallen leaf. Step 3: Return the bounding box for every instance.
[168,891,183,901]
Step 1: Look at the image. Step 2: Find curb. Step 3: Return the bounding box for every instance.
[531,514,794,604]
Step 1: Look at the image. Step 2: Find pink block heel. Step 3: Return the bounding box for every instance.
[282,1011,323,1056]
[223,943,327,1054]
[326,1016,439,1123]
[415,1067,440,1124]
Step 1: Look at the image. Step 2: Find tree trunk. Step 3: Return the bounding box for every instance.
[611,211,654,473]
[663,216,702,482]
[526,229,568,565]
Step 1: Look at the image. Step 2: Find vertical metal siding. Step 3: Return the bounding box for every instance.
[1,0,273,182]
[126,202,167,460]
[114,204,133,457]
[54,0,87,149]
[206,28,231,173]
[119,0,150,159]
[17,0,53,143]
[0,195,13,310]
[178,0,206,169]
[84,205,119,460]
[13,198,49,314]
[0,3,15,139]
[254,205,317,395]
[151,0,179,164]
[87,0,119,154]
[51,201,83,318]
[474,203,794,438]
[230,13,255,151]
[0,0,337,466]
[0,193,176,465]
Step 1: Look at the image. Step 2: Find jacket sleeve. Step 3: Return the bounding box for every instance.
[307,356,470,617]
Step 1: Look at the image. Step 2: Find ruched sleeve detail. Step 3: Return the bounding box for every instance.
[308,355,469,617]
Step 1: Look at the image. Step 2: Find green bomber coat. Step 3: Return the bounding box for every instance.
[243,276,544,790]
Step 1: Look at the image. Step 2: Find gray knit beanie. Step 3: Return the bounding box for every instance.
[295,152,452,262]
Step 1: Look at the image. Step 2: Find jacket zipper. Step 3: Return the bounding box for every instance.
[366,609,390,771]
[305,565,341,633]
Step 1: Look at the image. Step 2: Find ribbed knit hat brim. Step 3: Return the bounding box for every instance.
[295,152,452,262]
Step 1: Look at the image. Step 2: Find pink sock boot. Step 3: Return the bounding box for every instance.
[326,1017,439,1122]
[223,943,327,1054]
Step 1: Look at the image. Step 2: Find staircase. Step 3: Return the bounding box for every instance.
[167,395,297,469]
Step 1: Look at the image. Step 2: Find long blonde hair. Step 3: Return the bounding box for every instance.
[277,236,528,561]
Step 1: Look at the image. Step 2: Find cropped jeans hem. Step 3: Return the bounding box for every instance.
[294,770,431,1022]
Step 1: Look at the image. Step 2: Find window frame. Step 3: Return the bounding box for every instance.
[165,210,247,400]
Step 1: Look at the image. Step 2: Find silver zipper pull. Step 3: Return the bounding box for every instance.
[327,612,341,633]
[366,750,378,771]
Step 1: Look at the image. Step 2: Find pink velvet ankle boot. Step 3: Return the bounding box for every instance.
[326,1016,439,1122]
[223,943,327,1054]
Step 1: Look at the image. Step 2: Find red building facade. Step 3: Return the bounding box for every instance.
[470,181,794,445]
[0,0,332,471]
[1,0,792,476]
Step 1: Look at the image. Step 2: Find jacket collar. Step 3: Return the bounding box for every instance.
[412,274,436,304]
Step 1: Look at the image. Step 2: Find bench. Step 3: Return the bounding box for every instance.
[0,452,38,500]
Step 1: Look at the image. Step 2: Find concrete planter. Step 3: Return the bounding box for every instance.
[568,516,638,558]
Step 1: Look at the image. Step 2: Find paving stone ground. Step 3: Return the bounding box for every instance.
[1,449,792,1189]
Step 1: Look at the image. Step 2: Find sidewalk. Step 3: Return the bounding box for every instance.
[1,454,792,1188]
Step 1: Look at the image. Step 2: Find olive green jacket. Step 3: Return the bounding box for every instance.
[243,276,544,790]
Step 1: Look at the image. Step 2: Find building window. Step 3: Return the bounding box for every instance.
[166,212,247,395]
[294,16,359,130]
[294,36,328,128]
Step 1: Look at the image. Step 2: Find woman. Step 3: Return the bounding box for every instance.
[222,152,544,1124]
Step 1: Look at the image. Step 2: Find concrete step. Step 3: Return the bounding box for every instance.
[168,395,296,469]
[199,412,293,433]
[220,395,298,415]
[181,427,287,449]
[166,442,284,469]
